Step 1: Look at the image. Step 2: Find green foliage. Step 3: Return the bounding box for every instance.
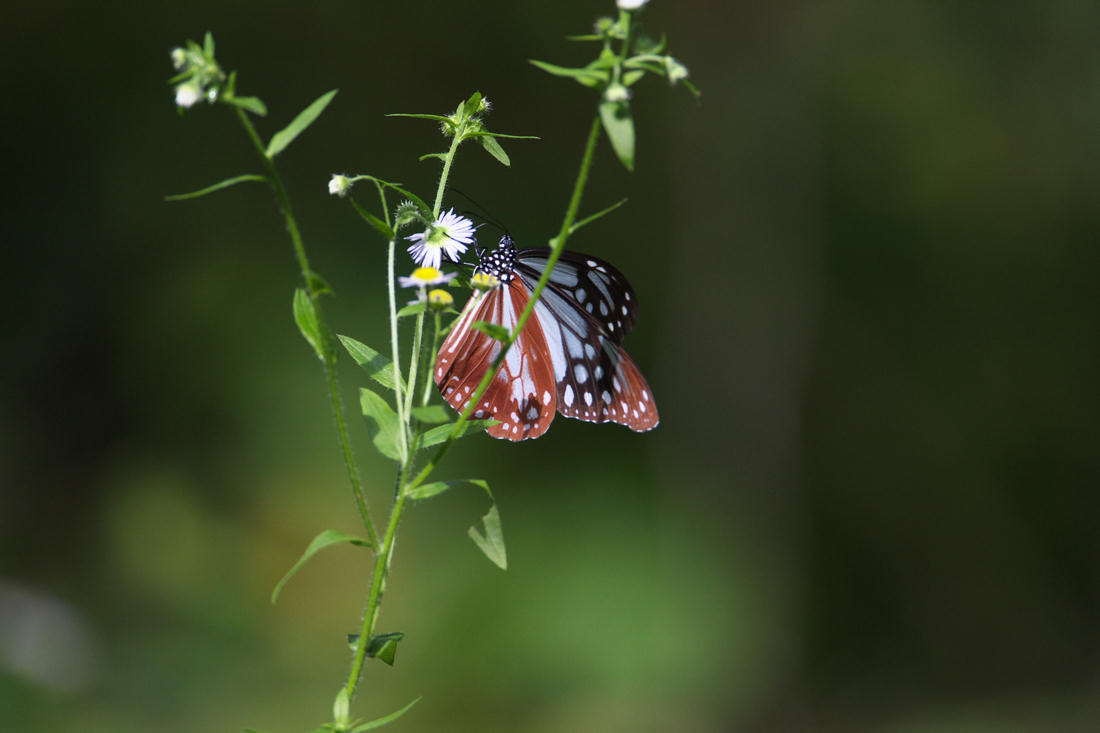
[599,98,636,171]
[266,89,339,158]
[406,479,506,569]
[163,173,268,201]
[338,335,403,392]
[359,388,403,461]
[271,529,370,604]
[293,288,326,361]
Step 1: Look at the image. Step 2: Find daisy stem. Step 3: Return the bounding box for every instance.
[231,106,380,551]
[421,313,441,407]
[404,309,425,428]
[404,112,603,494]
[386,237,410,464]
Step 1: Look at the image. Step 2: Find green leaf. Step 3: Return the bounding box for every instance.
[420,420,497,449]
[477,134,510,166]
[528,59,607,88]
[472,321,510,341]
[463,91,483,117]
[411,405,450,424]
[360,388,403,461]
[418,152,448,163]
[164,174,268,201]
[349,198,394,240]
[203,31,215,59]
[405,479,506,569]
[469,503,507,570]
[271,529,369,603]
[305,270,333,296]
[348,697,422,732]
[338,335,403,391]
[365,632,405,666]
[569,198,628,235]
[397,302,428,319]
[293,288,326,361]
[266,89,338,158]
[466,131,540,141]
[387,112,455,128]
[622,70,645,87]
[599,100,635,171]
[227,95,267,116]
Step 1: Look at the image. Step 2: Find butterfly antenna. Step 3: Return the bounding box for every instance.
[448,186,508,235]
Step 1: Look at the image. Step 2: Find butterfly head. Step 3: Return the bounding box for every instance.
[473,234,517,284]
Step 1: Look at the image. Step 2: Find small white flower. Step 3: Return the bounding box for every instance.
[405,207,476,269]
[398,267,457,288]
[604,83,631,103]
[617,0,649,10]
[328,174,351,197]
[170,47,188,70]
[174,81,203,108]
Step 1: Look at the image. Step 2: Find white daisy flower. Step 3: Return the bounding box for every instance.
[405,207,475,269]
[617,0,649,9]
[398,267,457,288]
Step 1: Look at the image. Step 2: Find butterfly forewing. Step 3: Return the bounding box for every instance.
[515,249,639,342]
[435,279,558,441]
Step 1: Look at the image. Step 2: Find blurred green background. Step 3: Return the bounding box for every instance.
[3,1,1099,731]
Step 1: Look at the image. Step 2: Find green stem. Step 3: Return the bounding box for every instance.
[421,313,441,407]
[404,309,425,428]
[232,106,380,551]
[405,112,604,494]
[386,237,410,464]
[432,128,465,217]
[345,476,410,699]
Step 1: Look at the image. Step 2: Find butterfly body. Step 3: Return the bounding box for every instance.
[435,235,658,441]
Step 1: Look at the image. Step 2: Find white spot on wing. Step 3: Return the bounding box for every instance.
[574,364,588,382]
[584,391,593,406]
[564,384,574,406]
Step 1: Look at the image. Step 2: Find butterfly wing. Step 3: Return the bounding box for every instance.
[515,251,659,433]
[435,279,558,441]
[516,248,639,341]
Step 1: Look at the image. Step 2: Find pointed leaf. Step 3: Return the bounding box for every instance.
[418,152,448,163]
[226,95,267,116]
[338,335,403,391]
[463,91,483,117]
[469,504,507,570]
[266,89,338,158]
[472,321,509,341]
[348,697,423,732]
[164,174,269,201]
[365,632,405,666]
[528,59,607,88]
[305,270,333,296]
[203,31,215,58]
[477,134,510,166]
[293,288,326,360]
[420,420,498,449]
[360,388,403,461]
[349,198,394,240]
[271,529,369,603]
[569,198,628,236]
[411,405,450,424]
[397,302,428,319]
[599,100,635,171]
[387,112,456,129]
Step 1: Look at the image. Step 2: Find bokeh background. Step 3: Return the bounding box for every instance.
[3,1,1099,731]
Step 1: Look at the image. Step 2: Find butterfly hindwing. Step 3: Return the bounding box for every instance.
[520,263,659,432]
[435,278,558,441]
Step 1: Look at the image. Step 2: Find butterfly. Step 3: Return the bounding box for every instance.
[434,234,659,441]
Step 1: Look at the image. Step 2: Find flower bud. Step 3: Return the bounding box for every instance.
[328,174,351,197]
[428,289,454,309]
[174,81,203,108]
